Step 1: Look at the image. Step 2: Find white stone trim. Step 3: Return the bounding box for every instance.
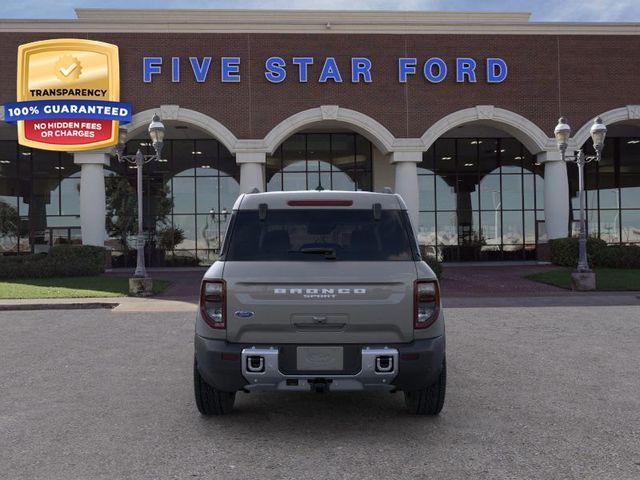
[535,151,563,163]
[263,106,396,155]
[73,150,112,166]
[420,105,553,154]
[235,151,266,164]
[127,105,239,154]
[1,10,640,35]
[74,9,532,24]
[390,138,425,152]
[572,105,640,148]
[390,151,423,163]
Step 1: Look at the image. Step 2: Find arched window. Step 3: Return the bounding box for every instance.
[267,133,372,192]
[418,136,544,261]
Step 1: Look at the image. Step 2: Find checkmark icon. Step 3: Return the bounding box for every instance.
[54,55,82,82]
[59,62,78,77]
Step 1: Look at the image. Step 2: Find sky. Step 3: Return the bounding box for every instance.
[0,0,639,22]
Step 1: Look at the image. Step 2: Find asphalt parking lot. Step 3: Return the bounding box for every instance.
[2,305,640,480]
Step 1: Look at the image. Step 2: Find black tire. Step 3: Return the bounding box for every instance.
[194,359,236,415]
[404,358,446,415]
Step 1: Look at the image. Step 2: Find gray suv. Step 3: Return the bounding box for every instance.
[194,190,445,415]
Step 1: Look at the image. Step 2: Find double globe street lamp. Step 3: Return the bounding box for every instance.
[113,114,166,295]
[553,116,607,290]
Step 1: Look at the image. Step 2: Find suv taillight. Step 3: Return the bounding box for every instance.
[200,280,226,329]
[414,280,440,329]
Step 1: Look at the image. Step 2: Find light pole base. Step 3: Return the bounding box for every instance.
[129,277,154,297]
[571,271,596,291]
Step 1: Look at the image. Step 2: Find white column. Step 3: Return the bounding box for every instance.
[74,151,110,246]
[538,151,569,240]
[391,150,421,231]
[237,152,266,193]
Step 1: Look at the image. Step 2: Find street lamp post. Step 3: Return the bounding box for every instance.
[113,114,166,294]
[553,116,607,289]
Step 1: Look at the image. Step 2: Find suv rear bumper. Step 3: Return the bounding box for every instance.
[194,335,445,393]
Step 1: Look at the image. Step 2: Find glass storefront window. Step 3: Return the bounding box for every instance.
[479,175,501,211]
[60,175,80,216]
[501,174,523,210]
[599,210,620,243]
[567,136,640,245]
[435,176,456,211]
[621,210,640,243]
[420,136,545,261]
[418,174,435,211]
[108,138,240,265]
[266,133,373,193]
[621,174,640,209]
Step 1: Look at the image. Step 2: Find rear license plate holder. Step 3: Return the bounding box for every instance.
[296,346,344,371]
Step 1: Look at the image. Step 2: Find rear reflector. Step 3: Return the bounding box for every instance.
[287,200,353,207]
[400,353,420,361]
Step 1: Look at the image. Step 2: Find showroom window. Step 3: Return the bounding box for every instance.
[0,140,80,254]
[418,137,544,261]
[569,137,640,244]
[266,133,373,192]
[106,138,239,267]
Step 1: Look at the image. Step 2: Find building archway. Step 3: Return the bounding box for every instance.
[263,106,396,155]
[421,106,553,155]
[568,106,640,246]
[416,118,554,261]
[114,119,240,266]
[127,105,239,154]
[572,105,640,149]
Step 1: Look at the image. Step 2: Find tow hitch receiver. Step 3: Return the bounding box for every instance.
[309,378,332,393]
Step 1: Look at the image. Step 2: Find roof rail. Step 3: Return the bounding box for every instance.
[382,187,393,194]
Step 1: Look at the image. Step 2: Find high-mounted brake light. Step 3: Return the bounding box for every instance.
[414,280,440,329]
[287,200,353,207]
[200,279,226,329]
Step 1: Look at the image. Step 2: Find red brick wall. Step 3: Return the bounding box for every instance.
[1,32,638,141]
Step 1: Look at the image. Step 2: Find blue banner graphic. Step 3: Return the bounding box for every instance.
[4,100,132,123]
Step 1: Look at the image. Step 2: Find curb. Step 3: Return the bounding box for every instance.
[0,302,119,311]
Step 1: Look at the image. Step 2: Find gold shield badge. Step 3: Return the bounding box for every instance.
[15,38,121,151]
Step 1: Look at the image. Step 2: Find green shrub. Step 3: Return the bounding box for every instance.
[164,254,201,267]
[0,245,106,279]
[157,226,185,251]
[593,244,640,268]
[550,237,640,269]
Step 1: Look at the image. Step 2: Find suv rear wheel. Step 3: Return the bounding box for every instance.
[194,359,236,415]
[404,358,446,415]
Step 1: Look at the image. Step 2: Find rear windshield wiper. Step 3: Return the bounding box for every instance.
[288,247,337,260]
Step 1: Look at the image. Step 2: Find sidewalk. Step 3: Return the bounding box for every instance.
[1,264,638,311]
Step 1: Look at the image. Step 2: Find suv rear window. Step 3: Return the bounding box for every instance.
[223,209,417,261]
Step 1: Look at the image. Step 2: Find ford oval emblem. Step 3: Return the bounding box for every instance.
[234,310,254,318]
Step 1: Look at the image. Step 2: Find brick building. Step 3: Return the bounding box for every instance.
[0,9,639,264]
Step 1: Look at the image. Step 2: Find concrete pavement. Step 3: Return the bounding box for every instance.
[2,306,640,479]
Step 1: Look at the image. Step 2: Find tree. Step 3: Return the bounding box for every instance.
[105,176,173,252]
[0,201,21,250]
[157,226,185,252]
